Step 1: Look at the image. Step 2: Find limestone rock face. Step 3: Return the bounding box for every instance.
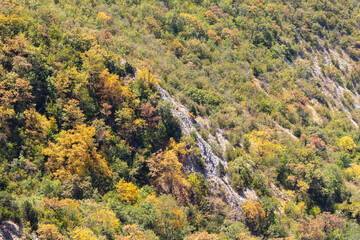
[159,86,257,218]
[0,221,25,240]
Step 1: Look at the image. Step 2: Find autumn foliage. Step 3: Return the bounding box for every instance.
[115,178,139,204]
[242,202,266,234]
[297,212,345,240]
[147,138,191,203]
[43,124,111,181]
[2,0,360,239]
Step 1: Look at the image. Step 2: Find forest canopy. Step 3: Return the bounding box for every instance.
[1,0,360,239]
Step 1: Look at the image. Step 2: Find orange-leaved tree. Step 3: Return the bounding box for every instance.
[147,138,190,203]
[97,69,138,109]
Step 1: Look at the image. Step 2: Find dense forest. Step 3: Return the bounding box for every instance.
[1,0,360,239]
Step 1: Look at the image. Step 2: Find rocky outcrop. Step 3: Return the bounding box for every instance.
[310,51,359,128]
[158,87,256,217]
[0,221,24,240]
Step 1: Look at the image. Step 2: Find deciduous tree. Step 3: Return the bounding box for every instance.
[37,224,63,240]
[43,124,111,181]
[339,136,356,153]
[147,138,190,203]
[115,178,139,204]
[24,107,51,144]
[242,202,266,235]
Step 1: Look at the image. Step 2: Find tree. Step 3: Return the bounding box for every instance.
[147,138,190,203]
[344,163,360,181]
[0,13,28,39]
[0,191,20,224]
[2,34,29,61]
[187,173,207,204]
[116,225,158,240]
[134,69,160,100]
[82,44,105,81]
[24,107,51,144]
[70,227,98,240]
[145,17,162,38]
[339,136,356,153]
[43,124,111,181]
[246,130,284,159]
[141,194,188,239]
[22,200,38,231]
[308,134,326,150]
[115,107,145,140]
[186,231,219,240]
[60,99,85,129]
[37,224,63,240]
[297,212,345,240]
[284,201,307,219]
[0,77,33,115]
[13,78,34,112]
[0,82,15,140]
[115,178,139,204]
[98,12,114,24]
[140,102,161,129]
[41,198,82,231]
[60,175,93,199]
[242,202,266,235]
[52,68,91,107]
[181,13,205,38]
[81,200,120,238]
[337,197,360,223]
[203,10,218,24]
[169,39,185,57]
[228,156,254,193]
[97,69,137,109]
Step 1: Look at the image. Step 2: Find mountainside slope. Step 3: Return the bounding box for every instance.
[1,0,360,239]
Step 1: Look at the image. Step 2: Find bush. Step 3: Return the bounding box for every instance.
[22,200,38,230]
[0,191,20,224]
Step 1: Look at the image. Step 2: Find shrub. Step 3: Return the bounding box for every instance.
[0,191,20,224]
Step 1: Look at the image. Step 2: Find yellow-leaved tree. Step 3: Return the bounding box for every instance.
[24,107,51,144]
[98,12,113,24]
[242,202,266,234]
[344,163,360,181]
[115,178,139,204]
[37,224,63,240]
[82,200,120,237]
[186,231,219,240]
[136,69,160,90]
[70,227,98,240]
[43,124,111,181]
[116,225,158,240]
[339,136,356,153]
[246,130,284,158]
[53,67,90,101]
